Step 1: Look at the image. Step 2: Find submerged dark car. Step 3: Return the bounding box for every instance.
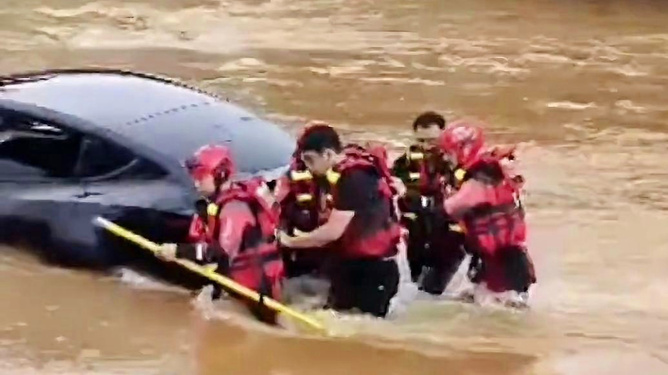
[0,69,294,285]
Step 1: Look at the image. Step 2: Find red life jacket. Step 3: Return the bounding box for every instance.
[187,181,283,298]
[342,144,397,196]
[451,150,535,293]
[364,141,390,168]
[459,156,526,255]
[331,146,402,259]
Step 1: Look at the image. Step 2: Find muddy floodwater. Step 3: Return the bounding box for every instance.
[2,0,668,374]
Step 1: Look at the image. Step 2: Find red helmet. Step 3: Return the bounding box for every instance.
[438,119,485,169]
[184,144,234,182]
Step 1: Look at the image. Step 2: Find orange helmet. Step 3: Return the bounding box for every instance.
[184,144,234,182]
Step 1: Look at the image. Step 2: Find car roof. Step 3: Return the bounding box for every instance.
[0,69,295,179]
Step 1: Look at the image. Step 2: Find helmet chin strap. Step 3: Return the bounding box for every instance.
[212,171,230,198]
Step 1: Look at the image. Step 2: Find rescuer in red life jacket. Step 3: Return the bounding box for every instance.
[274,122,334,279]
[437,120,536,305]
[391,111,467,295]
[277,124,402,318]
[158,144,284,323]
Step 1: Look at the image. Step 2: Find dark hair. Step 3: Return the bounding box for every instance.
[412,111,446,131]
[299,124,342,153]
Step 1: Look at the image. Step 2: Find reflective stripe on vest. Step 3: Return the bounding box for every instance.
[408,172,421,180]
[408,151,424,161]
[296,193,313,202]
[290,170,313,181]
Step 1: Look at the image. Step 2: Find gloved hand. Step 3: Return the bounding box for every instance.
[157,243,178,261]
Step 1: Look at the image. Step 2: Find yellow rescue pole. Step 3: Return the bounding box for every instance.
[93,216,326,333]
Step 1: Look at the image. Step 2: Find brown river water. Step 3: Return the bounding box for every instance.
[2,0,668,374]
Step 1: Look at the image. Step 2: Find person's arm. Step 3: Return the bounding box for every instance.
[279,170,374,248]
[158,213,213,264]
[160,202,255,271]
[443,180,481,220]
[281,209,354,248]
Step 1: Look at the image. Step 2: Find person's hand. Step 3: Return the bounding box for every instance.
[391,177,406,197]
[157,243,177,261]
[277,230,296,247]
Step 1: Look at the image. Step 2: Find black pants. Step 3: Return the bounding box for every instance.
[281,245,332,279]
[469,245,536,294]
[420,227,467,295]
[327,256,400,318]
[405,217,467,295]
[405,217,429,282]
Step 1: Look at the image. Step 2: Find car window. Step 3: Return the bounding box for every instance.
[0,113,82,182]
[73,135,169,181]
[0,112,168,183]
[74,136,135,179]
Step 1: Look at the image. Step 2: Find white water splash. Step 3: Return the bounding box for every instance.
[388,239,419,318]
[112,268,185,293]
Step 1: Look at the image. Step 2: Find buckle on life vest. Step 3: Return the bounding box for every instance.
[296,193,313,202]
[408,151,424,161]
[402,212,417,220]
[454,168,466,182]
[207,203,219,217]
[408,172,421,180]
[290,170,313,181]
[326,169,340,184]
[449,223,464,233]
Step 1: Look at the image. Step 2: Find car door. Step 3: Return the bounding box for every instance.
[69,133,198,248]
[70,134,196,214]
[0,111,87,246]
